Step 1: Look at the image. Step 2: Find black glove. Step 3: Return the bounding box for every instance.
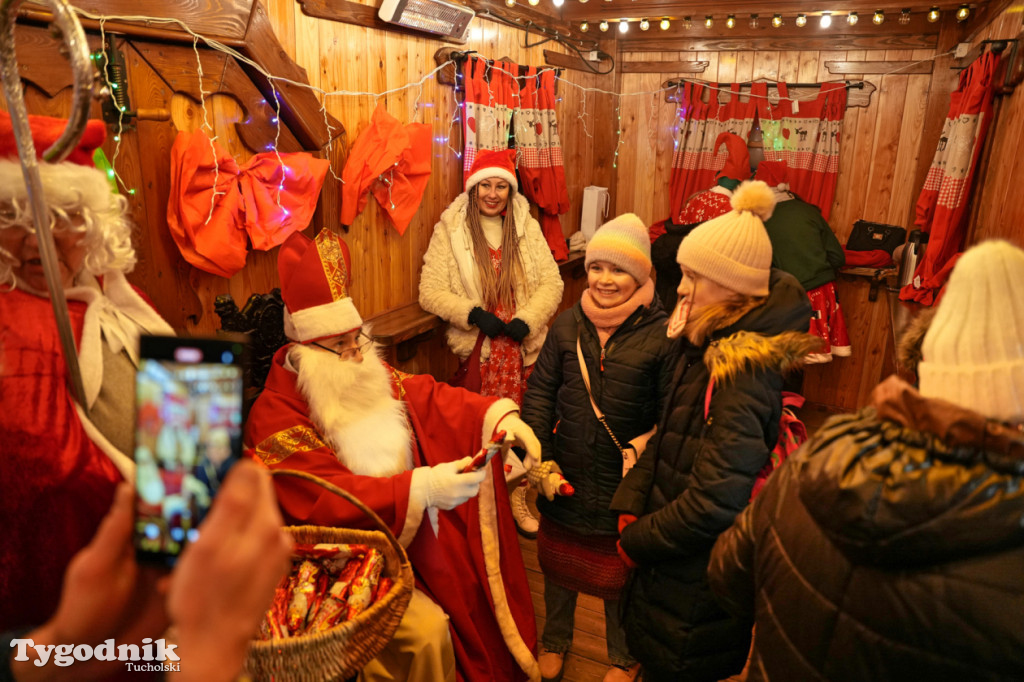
[505,318,530,343]
[468,307,506,338]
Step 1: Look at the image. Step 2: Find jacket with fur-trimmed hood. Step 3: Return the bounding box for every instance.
[708,376,1024,682]
[419,191,564,366]
[610,268,816,681]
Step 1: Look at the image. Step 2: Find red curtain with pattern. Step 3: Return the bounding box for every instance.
[900,51,1000,305]
[461,56,515,181]
[755,82,846,221]
[669,82,757,222]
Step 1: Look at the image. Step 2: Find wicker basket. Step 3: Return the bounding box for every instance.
[244,469,414,682]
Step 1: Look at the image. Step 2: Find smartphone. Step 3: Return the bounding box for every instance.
[133,334,247,566]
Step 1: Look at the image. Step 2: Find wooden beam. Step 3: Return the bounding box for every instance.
[21,0,252,41]
[826,60,933,75]
[543,49,608,73]
[623,34,937,52]
[621,60,708,74]
[661,79,878,108]
[562,2,983,22]
[297,0,468,42]
[241,1,344,151]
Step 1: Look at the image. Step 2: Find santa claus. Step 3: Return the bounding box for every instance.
[244,227,542,682]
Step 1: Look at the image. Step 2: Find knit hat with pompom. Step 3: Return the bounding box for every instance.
[676,180,776,296]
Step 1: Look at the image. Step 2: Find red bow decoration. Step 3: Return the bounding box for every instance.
[167,129,330,278]
[341,103,432,236]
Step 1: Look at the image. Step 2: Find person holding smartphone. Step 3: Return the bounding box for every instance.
[0,113,174,631]
[245,227,543,682]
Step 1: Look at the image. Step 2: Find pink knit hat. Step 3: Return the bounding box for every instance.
[676,180,776,296]
[585,213,652,285]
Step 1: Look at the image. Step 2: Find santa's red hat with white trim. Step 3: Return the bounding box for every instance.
[465,148,518,193]
[278,227,362,343]
[0,110,111,212]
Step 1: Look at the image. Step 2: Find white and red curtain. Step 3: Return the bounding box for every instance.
[669,83,757,222]
[900,51,1000,305]
[461,56,515,179]
[460,57,570,261]
[755,82,846,221]
[515,66,570,261]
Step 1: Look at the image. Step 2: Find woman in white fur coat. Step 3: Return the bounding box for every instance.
[419,149,563,406]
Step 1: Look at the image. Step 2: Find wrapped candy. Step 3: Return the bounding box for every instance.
[306,556,363,633]
[287,560,324,633]
[345,549,384,620]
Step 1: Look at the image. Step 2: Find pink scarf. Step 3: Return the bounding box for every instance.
[580,278,655,346]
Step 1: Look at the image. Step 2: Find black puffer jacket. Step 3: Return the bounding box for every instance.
[709,376,1024,682]
[521,296,676,536]
[611,269,814,681]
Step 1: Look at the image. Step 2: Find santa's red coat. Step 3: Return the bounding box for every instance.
[0,289,122,629]
[245,346,539,682]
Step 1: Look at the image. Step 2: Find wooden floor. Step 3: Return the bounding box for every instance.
[516,401,839,682]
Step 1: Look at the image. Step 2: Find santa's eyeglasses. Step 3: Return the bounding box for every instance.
[313,331,374,360]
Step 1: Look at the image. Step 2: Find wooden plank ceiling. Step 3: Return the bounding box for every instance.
[556,0,996,50]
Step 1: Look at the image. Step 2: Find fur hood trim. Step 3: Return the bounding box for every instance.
[896,308,936,379]
[706,329,821,384]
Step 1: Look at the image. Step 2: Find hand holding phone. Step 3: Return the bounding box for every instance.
[461,429,506,473]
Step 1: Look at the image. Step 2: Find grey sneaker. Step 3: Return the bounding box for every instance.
[510,483,539,538]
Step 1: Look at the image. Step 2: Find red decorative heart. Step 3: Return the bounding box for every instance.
[468,117,477,133]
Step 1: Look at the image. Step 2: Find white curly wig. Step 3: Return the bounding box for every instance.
[0,159,136,290]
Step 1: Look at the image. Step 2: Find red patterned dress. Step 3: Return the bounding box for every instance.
[480,247,533,405]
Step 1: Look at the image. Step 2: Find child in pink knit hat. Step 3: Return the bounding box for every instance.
[521,213,677,682]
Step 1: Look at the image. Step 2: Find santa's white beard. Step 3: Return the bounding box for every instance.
[290,343,413,477]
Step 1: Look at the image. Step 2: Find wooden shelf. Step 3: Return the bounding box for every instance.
[366,303,443,363]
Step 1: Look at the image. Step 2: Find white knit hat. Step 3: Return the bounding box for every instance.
[918,240,1024,423]
[676,180,776,296]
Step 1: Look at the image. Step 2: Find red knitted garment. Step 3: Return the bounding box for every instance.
[537,516,630,601]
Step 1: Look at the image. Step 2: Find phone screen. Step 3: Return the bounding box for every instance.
[133,335,247,566]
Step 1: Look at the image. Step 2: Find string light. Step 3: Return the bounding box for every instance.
[956,4,970,21]
[749,14,759,29]
[873,10,885,25]
[927,7,940,22]
[578,0,587,3]
[619,18,628,33]
[504,0,514,6]
[726,15,735,29]
[899,9,911,24]
[599,19,609,31]
[795,14,807,27]
[580,20,588,31]
[820,12,832,28]
[847,12,859,25]
[683,16,692,29]
[772,14,783,28]
[704,15,713,28]
[660,17,671,30]
[639,18,650,31]
[527,0,538,6]
[552,0,564,7]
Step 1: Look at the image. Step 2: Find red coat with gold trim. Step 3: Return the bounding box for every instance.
[244,346,539,682]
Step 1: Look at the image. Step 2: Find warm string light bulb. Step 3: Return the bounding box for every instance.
[580,20,588,31]
[873,10,885,24]
[927,6,940,22]
[795,14,807,27]
[660,17,671,30]
[749,14,759,29]
[505,0,515,6]
[599,19,609,31]
[704,15,713,28]
[619,18,628,33]
[639,18,650,30]
[956,4,970,21]
[847,12,859,25]
[726,15,735,29]
[683,16,692,29]
[771,14,783,28]
[820,12,832,28]
[899,9,911,24]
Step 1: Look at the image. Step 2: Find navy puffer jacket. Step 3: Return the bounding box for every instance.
[521,296,677,536]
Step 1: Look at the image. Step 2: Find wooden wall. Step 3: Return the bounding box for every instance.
[613,47,935,410]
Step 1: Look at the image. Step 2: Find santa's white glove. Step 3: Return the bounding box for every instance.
[498,413,541,471]
[422,457,488,510]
